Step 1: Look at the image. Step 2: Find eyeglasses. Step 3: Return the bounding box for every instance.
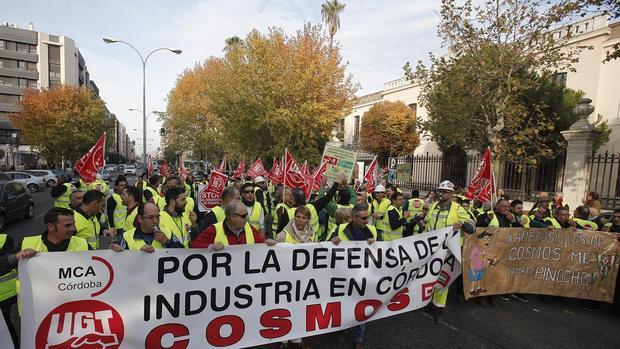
[142,215,160,220]
[358,216,369,220]
[243,191,254,194]
[232,212,248,219]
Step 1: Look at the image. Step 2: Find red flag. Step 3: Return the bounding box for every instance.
[198,170,229,210]
[218,156,227,172]
[312,161,327,191]
[233,161,246,180]
[75,132,106,183]
[284,150,305,188]
[160,160,170,177]
[247,158,266,179]
[147,154,153,176]
[268,158,282,184]
[364,156,378,193]
[464,147,495,202]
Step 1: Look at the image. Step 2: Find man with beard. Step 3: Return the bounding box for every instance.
[159,187,196,247]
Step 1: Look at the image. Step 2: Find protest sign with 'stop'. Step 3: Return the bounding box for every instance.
[20,228,460,349]
[463,228,620,302]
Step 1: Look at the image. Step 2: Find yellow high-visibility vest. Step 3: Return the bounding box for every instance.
[213,222,255,245]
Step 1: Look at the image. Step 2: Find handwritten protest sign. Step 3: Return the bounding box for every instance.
[20,228,460,349]
[321,145,357,183]
[462,228,620,302]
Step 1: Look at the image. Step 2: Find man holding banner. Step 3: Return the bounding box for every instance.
[112,203,184,252]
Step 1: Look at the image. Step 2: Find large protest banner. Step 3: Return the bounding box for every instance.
[321,145,357,182]
[21,228,460,349]
[463,228,620,302]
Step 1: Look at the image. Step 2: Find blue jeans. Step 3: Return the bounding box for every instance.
[352,323,366,343]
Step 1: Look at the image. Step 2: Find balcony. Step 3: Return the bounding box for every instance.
[0,102,20,113]
[0,49,38,63]
[0,67,38,80]
[0,85,24,95]
[383,77,412,91]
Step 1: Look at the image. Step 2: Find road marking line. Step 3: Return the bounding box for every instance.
[420,311,459,331]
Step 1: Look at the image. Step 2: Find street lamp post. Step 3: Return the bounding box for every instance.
[103,37,181,167]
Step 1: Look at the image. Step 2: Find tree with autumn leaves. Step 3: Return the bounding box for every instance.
[10,85,113,165]
[163,23,356,164]
[360,101,419,165]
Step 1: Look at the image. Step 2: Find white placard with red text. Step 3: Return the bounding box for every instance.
[20,228,460,349]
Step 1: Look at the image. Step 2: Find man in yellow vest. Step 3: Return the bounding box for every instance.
[50,175,76,209]
[159,187,195,247]
[572,206,599,231]
[22,208,91,253]
[121,186,142,233]
[73,190,115,249]
[197,186,239,232]
[330,203,377,348]
[143,174,162,207]
[404,189,425,236]
[544,206,576,228]
[240,182,265,237]
[370,184,391,235]
[510,200,530,227]
[106,177,127,233]
[69,190,84,211]
[191,201,265,249]
[111,202,184,252]
[421,180,474,321]
[0,233,36,346]
[382,191,410,241]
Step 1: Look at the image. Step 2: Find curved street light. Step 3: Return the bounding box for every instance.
[103,36,181,166]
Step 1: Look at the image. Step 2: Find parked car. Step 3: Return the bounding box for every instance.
[0,180,34,230]
[4,171,46,192]
[124,165,136,176]
[0,173,9,181]
[105,164,118,172]
[118,164,126,171]
[24,170,58,186]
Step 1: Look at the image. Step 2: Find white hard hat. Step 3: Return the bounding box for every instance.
[375,184,386,192]
[254,176,266,183]
[437,180,455,192]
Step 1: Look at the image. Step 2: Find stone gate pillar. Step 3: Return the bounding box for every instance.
[561,98,599,211]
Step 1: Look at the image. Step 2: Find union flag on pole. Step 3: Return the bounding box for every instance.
[312,160,327,191]
[160,160,170,177]
[464,147,495,202]
[268,158,283,185]
[364,156,378,193]
[218,156,227,173]
[233,161,246,180]
[283,150,305,188]
[75,132,106,183]
[247,158,266,179]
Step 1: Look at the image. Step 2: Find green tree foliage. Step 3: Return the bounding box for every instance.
[360,101,420,164]
[405,0,591,162]
[10,85,112,164]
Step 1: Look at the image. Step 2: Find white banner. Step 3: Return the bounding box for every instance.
[20,228,461,349]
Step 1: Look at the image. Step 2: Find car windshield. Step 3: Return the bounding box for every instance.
[0,174,9,180]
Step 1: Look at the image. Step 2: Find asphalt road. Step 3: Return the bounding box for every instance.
[4,178,620,348]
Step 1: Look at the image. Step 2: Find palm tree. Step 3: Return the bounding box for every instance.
[321,0,346,50]
[223,36,244,53]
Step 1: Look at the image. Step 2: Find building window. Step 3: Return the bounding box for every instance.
[29,45,37,54]
[18,79,27,88]
[27,80,37,88]
[0,77,17,86]
[353,115,360,144]
[0,40,5,50]
[27,62,37,71]
[554,72,567,87]
[17,43,29,53]
[0,94,19,103]
[48,45,61,64]
[17,61,26,70]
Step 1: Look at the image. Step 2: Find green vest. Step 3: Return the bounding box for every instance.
[425,201,461,232]
[21,235,88,252]
[214,222,255,245]
[272,203,289,233]
[123,206,139,232]
[337,223,377,241]
[54,183,73,209]
[371,198,391,232]
[0,234,16,302]
[145,186,161,207]
[517,214,530,228]
[74,210,100,249]
[247,201,263,232]
[111,193,127,229]
[573,218,598,231]
[160,210,190,248]
[123,228,172,250]
[211,206,226,223]
[543,217,562,228]
[406,198,425,222]
[382,205,403,241]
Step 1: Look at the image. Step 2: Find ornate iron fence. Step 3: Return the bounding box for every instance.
[588,151,620,209]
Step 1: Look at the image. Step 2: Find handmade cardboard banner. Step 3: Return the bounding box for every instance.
[20,228,460,349]
[321,145,357,183]
[462,228,620,302]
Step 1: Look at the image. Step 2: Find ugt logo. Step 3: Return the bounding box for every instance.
[36,300,124,349]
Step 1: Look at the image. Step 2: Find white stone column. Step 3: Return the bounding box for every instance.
[561,98,599,210]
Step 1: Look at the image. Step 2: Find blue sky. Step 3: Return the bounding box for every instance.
[4,0,445,154]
